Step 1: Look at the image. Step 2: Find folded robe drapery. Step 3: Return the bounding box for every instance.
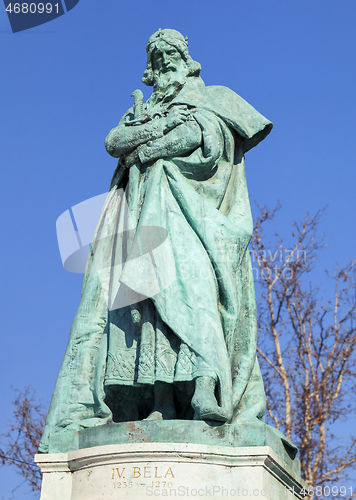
[39,77,272,453]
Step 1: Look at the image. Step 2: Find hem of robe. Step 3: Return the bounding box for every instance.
[104,367,217,386]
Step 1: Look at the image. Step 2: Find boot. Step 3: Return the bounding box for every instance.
[191,376,228,422]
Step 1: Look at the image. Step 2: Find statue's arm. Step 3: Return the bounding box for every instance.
[105,120,166,158]
[105,105,192,159]
[136,119,202,164]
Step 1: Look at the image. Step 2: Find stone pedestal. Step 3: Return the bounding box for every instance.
[35,442,307,500]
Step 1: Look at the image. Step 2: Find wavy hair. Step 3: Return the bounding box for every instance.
[142,32,201,87]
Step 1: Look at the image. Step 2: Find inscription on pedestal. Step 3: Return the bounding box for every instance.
[110,464,175,492]
[35,444,307,500]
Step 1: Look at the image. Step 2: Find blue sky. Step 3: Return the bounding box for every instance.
[0,0,355,497]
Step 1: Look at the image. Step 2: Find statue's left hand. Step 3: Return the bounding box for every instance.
[124,148,140,168]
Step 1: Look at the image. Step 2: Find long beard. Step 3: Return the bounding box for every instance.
[153,70,187,103]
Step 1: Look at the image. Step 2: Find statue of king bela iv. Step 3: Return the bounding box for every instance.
[38,29,290,455]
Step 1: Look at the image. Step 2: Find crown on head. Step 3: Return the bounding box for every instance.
[147,29,188,50]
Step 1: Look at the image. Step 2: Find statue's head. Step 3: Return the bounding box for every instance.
[142,29,201,88]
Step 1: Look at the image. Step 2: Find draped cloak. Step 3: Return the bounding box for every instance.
[39,77,273,453]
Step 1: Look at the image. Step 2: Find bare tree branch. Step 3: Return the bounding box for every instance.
[0,387,46,492]
[252,203,356,487]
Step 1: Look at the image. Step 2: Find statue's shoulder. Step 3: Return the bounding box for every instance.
[204,85,273,152]
[206,85,239,99]
[205,85,260,120]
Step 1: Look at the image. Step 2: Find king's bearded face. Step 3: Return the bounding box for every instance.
[151,40,189,93]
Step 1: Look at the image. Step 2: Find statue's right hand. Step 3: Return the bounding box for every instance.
[164,105,190,132]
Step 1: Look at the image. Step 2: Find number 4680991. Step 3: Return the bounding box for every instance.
[6,3,59,14]
[300,486,353,497]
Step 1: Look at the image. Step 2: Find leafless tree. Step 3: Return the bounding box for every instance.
[251,203,356,491]
[0,387,46,492]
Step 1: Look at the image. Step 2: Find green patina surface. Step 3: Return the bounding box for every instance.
[38,29,296,466]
